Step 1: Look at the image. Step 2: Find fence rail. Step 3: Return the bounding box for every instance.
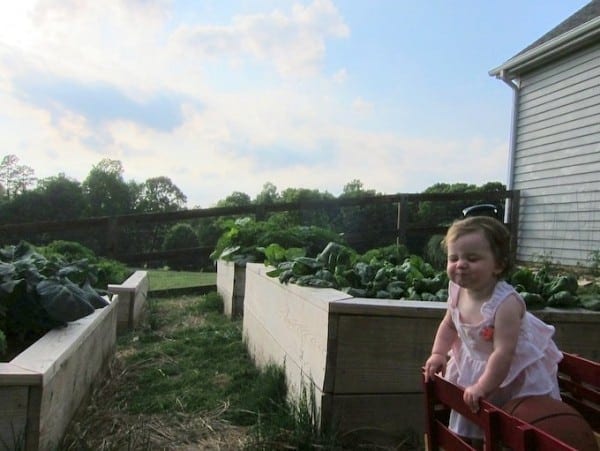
[0,190,519,268]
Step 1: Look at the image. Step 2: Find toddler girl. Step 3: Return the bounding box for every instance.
[423,216,562,442]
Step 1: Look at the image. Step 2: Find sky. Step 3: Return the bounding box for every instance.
[0,0,591,208]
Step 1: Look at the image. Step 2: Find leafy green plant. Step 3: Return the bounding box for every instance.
[423,234,447,270]
[0,241,112,357]
[38,240,130,289]
[509,266,599,311]
[267,242,449,302]
[210,216,344,265]
[265,242,598,310]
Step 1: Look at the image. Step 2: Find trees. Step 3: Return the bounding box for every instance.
[36,174,87,221]
[334,179,396,252]
[82,159,133,217]
[0,154,36,199]
[254,182,279,205]
[278,187,335,228]
[416,182,507,226]
[216,191,252,208]
[133,176,187,213]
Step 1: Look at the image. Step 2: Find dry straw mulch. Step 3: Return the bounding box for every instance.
[60,349,251,451]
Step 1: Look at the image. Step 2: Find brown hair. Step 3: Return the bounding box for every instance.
[442,216,512,277]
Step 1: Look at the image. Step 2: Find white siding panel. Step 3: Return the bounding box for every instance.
[519,91,600,124]
[518,102,600,136]
[519,45,600,92]
[520,45,600,97]
[516,119,600,150]
[520,63,600,107]
[513,43,600,268]
[514,170,600,189]
[516,141,600,163]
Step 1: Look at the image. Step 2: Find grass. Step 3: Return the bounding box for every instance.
[58,291,357,450]
[135,268,217,291]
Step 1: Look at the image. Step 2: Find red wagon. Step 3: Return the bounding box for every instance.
[423,352,600,450]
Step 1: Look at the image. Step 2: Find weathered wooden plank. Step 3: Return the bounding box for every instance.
[243,263,345,392]
[0,386,29,449]
[322,393,427,444]
[108,270,148,333]
[216,260,246,318]
[332,311,442,393]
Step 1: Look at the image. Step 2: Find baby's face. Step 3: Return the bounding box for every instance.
[446,231,502,291]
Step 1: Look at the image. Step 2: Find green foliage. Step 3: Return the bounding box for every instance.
[359,243,409,266]
[210,216,343,265]
[267,242,449,301]
[162,223,200,251]
[423,234,446,270]
[198,291,224,314]
[92,258,131,288]
[0,241,112,357]
[508,266,597,310]
[82,158,132,216]
[416,182,506,226]
[40,240,96,261]
[267,242,596,309]
[133,176,187,213]
[38,240,130,288]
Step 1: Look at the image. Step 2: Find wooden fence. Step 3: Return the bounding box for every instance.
[0,190,519,269]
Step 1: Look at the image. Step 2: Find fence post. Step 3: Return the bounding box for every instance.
[255,205,266,222]
[396,196,408,246]
[106,217,119,258]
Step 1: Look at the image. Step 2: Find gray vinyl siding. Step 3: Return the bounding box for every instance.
[513,43,600,267]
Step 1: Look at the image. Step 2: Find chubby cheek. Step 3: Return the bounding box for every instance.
[446,262,457,279]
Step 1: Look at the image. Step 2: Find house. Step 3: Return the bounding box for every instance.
[489,0,600,268]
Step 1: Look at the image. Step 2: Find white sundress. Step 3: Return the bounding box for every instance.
[444,280,563,439]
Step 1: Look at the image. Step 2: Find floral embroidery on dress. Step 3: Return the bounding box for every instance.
[480,325,494,341]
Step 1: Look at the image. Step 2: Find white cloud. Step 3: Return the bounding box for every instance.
[171,0,349,77]
[352,96,373,114]
[332,68,347,84]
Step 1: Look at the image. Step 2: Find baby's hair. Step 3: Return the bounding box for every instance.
[442,216,512,277]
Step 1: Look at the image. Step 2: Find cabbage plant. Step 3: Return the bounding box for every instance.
[0,241,110,357]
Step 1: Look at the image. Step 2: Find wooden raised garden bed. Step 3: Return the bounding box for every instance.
[241,262,600,445]
[108,270,149,333]
[217,260,246,318]
[0,296,119,450]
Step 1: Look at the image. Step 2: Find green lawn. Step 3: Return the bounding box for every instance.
[136,269,217,291]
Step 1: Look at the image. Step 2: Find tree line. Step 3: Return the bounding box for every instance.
[0,154,507,268]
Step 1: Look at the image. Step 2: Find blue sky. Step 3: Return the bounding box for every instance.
[0,0,591,207]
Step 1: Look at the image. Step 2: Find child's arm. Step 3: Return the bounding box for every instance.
[424,309,457,381]
[463,294,523,411]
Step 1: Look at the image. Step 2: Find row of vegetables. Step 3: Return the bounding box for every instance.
[262,242,600,311]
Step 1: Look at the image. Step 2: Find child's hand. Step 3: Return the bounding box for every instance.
[423,353,447,381]
[463,384,486,413]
